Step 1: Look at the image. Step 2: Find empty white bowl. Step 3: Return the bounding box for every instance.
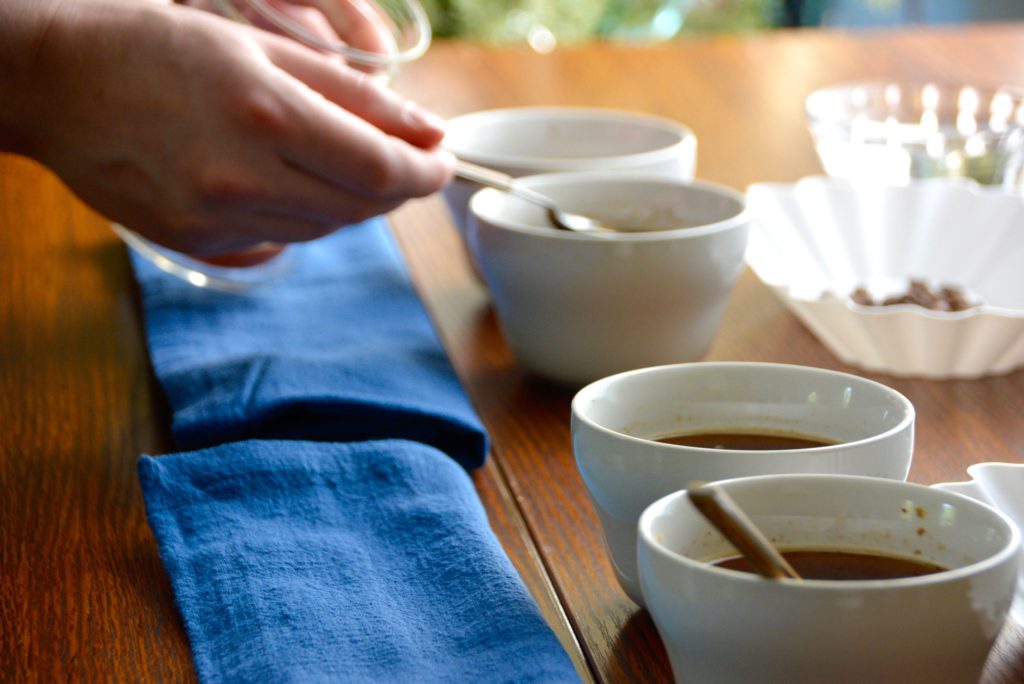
[443,107,697,259]
[745,176,1024,378]
[571,362,915,605]
[934,462,1024,626]
[639,474,1020,684]
[468,173,749,386]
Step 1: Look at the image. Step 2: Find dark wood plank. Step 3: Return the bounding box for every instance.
[0,155,192,682]
[389,198,593,682]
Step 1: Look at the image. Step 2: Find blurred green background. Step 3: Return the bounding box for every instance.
[417,0,1024,45]
[419,0,779,43]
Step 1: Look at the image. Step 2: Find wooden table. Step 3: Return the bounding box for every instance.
[3,23,1024,683]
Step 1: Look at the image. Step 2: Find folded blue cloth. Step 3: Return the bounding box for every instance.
[131,218,487,469]
[140,439,579,684]
[131,219,578,682]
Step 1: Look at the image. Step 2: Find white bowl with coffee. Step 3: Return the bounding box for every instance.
[639,474,1020,684]
[571,361,915,605]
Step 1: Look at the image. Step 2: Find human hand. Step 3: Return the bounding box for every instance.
[20,0,452,258]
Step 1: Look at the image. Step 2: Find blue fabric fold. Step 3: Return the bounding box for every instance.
[139,439,580,684]
[131,218,487,469]
[132,219,579,683]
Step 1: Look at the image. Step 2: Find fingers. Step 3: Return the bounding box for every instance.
[243,64,452,201]
[258,27,446,149]
[165,150,421,254]
[165,208,344,256]
[196,242,287,267]
[206,194,407,248]
[159,6,452,253]
[196,153,420,227]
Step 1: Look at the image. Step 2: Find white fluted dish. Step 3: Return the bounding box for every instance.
[745,176,1024,378]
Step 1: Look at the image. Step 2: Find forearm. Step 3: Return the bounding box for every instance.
[0,0,63,156]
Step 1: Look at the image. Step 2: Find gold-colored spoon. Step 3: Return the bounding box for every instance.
[687,482,802,581]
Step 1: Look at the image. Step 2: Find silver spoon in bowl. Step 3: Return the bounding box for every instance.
[453,159,619,234]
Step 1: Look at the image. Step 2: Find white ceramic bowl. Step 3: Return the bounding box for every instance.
[805,81,1024,187]
[745,176,1024,378]
[934,462,1024,626]
[571,362,915,605]
[443,107,697,261]
[469,173,749,386]
[639,474,1021,684]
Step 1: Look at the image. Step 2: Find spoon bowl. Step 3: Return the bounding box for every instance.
[454,160,618,233]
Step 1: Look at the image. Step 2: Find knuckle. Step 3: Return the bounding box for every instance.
[231,90,291,139]
[195,167,264,204]
[349,70,386,106]
[361,152,402,196]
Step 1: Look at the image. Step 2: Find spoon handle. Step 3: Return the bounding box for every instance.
[453,160,557,210]
[454,159,516,191]
[687,484,802,581]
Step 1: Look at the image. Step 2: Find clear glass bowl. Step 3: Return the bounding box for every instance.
[118,0,431,291]
[212,0,431,76]
[805,81,1024,188]
[113,224,294,292]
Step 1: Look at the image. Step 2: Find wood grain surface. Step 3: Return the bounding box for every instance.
[3,23,1024,683]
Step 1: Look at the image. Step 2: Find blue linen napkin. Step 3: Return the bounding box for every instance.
[131,218,579,683]
[131,218,487,469]
[139,438,580,684]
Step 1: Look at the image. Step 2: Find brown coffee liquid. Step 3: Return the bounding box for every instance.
[713,549,947,580]
[656,431,836,450]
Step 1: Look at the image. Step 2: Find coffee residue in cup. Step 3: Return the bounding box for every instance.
[656,430,836,450]
[850,280,977,312]
[713,548,947,580]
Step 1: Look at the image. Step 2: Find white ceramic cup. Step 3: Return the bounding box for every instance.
[571,362,915,605]
[468,173,749,386]
[443,106,697,265]
[638,474,1021,684]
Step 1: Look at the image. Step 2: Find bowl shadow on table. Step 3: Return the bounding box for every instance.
[988,621,1024,682]
[462,300,581,395]
[606,609,674,683]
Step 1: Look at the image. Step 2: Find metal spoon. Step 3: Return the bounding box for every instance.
[454,160,618,234]
[687,482,802,581]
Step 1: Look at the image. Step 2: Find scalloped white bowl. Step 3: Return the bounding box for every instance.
[934,462,1024,625]
[745,177,1024,378]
